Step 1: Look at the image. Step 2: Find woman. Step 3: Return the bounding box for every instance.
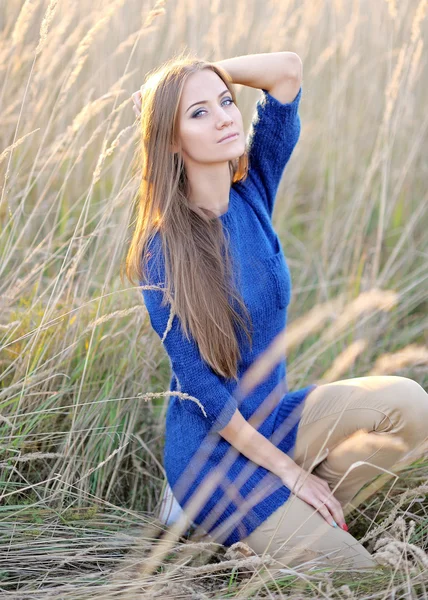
[126,50,428,570]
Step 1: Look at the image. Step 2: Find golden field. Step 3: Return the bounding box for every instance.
[0,0,427,597]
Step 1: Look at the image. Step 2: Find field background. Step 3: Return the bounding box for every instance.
[1,0,428,597]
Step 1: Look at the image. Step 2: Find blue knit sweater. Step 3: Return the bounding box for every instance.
[141,85,317,546]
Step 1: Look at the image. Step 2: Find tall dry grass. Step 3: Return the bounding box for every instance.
[0,0,427,597]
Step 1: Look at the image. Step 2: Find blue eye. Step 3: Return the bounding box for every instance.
[192,97,233,118]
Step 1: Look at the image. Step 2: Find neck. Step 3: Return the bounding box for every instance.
[186,162,232,217]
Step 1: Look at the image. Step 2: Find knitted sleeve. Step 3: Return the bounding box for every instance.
[243,85,302,219]
[140,235,238,433]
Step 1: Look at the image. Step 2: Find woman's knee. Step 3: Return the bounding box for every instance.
[285,542,378,570]
[390,376,428,414]
[382,376,428,443]
[268,521,378,570]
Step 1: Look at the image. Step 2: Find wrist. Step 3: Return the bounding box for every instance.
[276,454,300,482]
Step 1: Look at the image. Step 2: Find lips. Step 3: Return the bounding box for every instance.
[218,132,239,143]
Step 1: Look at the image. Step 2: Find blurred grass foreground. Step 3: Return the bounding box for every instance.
[1,0,428,597]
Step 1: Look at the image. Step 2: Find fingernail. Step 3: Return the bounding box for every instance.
[332,520,338,527]
[342,523,348,532]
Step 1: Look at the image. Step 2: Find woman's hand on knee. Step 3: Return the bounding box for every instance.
[281,465,347,530]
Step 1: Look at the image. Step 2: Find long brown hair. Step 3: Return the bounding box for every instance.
[122,50,253,381]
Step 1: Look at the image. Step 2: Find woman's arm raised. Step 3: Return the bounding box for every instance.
[131,52,302,120]
[213,51,302,102]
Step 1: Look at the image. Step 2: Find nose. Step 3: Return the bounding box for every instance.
[215,105,233,126]
[217,113,233,129]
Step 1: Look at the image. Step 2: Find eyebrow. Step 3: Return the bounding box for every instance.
[185,89,230,114]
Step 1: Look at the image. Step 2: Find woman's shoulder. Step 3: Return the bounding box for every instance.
[232,85,303,220]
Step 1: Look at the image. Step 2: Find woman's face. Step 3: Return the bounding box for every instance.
[175,69,245,164]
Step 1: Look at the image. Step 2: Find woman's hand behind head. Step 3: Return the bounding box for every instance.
[131,89,142,119]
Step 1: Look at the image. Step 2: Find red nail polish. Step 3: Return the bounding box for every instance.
[342,523,348,532]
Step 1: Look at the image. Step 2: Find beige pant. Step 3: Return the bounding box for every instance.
[239,375,428,570]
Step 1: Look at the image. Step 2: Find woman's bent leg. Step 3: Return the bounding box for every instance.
[241,491,378,570]
[241,375,428,570]
[292,376,428,510]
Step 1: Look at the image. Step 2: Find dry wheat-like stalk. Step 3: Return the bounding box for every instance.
[310,42,338,79]
[0,451,63,468]
[411,0,428,44]
[384,0,398,21]
[92,141,109,186]
[72,96,130,173]
[341,9,359,58]
[46,92,120,161]
[136,389,207,417]
[0,320,20,330]
[35,0,59,56]
[84,305,145,332]
[114,27,152,57]
[0,128,40,166]
[382,43,406,132]
[56,0,127,111]
[408,38,424,91]
[142,0,166,28]
[11,0,39,48]
[229,289,395,399]
[0,414,15,428]
[360,483,428,544]
[323,288,398,342]
[372,516,428,573]
[31,11,85,93]
[104,124,135,158]
[285,294,344,351]
[91,97,133,184]
[367,343,428,376]
[111,537,274,600]
[0,262,43,307]
[76,444,130,481]
[374,538,428,573]
[320,339,368,383]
